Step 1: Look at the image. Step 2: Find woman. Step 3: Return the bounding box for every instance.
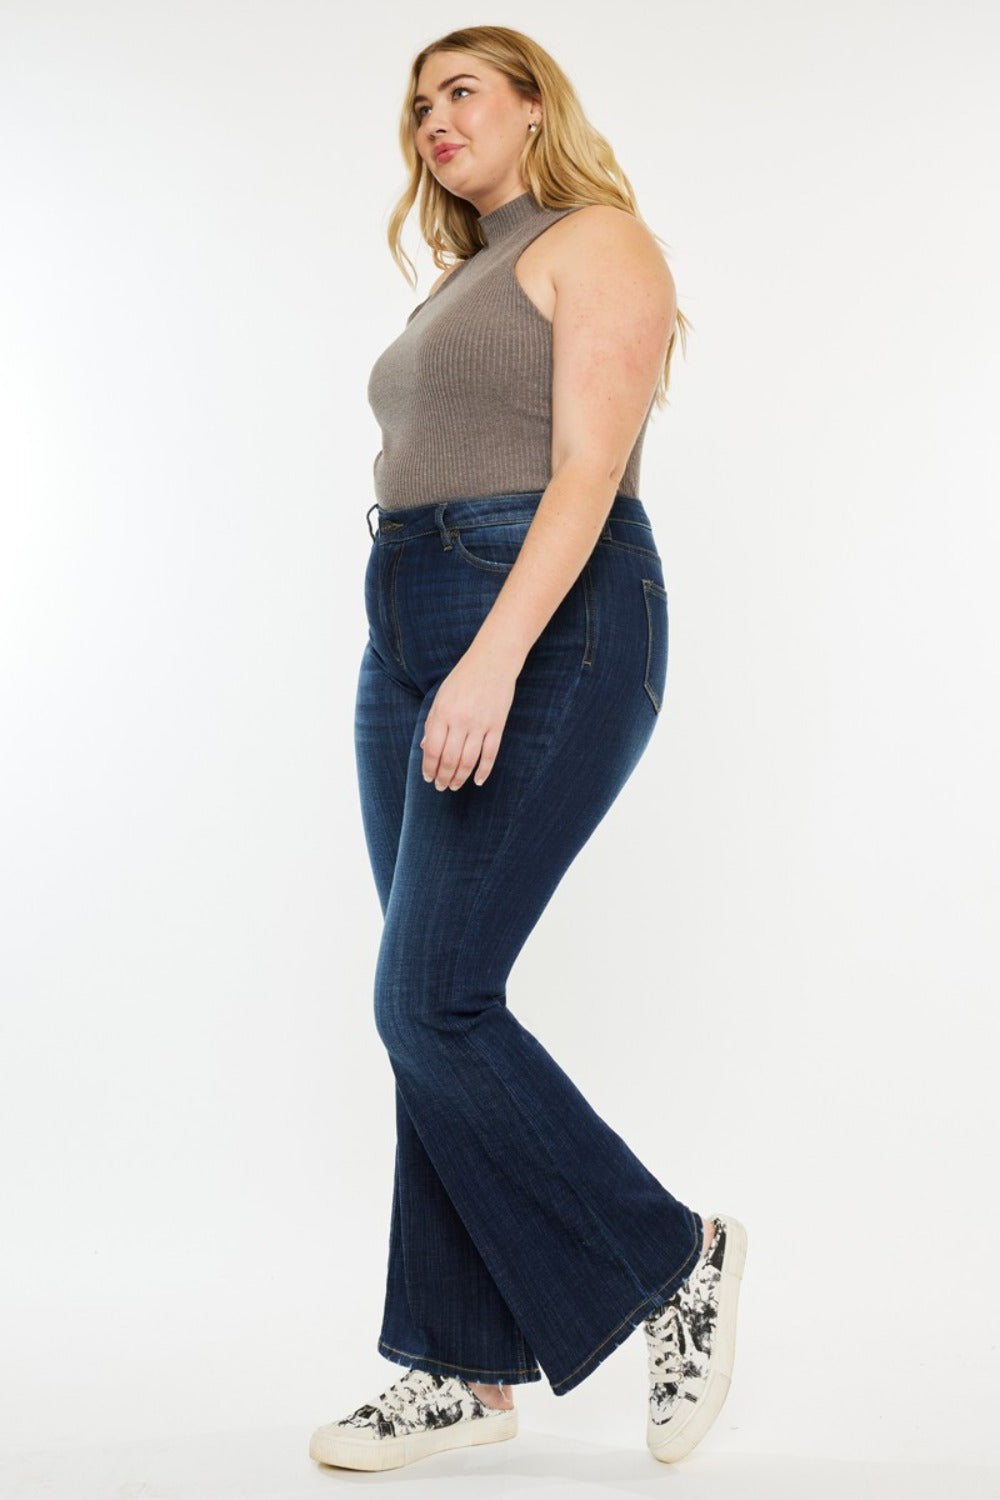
[309,25,747,1472]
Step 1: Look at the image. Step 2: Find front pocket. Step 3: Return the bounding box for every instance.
[642,579,669,713]
[451,518,533,573]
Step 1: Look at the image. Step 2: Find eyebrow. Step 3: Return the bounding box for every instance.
[413,73,479,107]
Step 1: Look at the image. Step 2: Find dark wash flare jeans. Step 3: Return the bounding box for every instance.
[353,490,702,1397]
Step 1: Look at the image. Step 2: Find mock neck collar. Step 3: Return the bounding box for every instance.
[477,191,543,246]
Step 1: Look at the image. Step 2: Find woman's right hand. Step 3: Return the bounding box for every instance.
[420,639,519,791]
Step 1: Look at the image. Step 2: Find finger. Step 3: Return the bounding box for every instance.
[473,728,502,787]
[420,721,447,784]
[433,730,470,791]
[447,735,486,791]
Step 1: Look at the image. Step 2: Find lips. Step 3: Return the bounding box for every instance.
[433,144,464,163]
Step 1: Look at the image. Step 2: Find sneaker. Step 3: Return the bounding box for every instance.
[308,1366,517,1472]
[645,1212,748,1463]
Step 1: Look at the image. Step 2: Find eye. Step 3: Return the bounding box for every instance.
[414,85,472,121]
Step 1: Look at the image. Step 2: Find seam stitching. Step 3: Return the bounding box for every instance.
[378,1338,541,1378]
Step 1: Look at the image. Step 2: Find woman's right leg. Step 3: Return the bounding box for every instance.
[353,631,541,1389]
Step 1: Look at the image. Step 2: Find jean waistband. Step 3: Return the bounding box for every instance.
[365,490,651,544]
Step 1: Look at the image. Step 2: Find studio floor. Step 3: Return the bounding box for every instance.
[1,1428,997,1500]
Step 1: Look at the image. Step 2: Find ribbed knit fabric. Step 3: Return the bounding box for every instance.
[367,191,651,510]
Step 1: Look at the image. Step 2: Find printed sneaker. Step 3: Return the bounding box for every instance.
[308,1366,517,1472]
[645,1212,748,1463]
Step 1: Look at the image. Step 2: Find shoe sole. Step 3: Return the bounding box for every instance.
[647,1213,748,1464]
[309,1406,518,1472]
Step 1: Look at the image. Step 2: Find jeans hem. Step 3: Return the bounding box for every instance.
[548,1206,704,1396]
[377,1337,544,1385]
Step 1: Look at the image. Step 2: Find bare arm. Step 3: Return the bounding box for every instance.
[471,207,675,665]
[420,206,676,791]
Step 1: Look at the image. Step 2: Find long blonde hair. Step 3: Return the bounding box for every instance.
[387,25,690,406]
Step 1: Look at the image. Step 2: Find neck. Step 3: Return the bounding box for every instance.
[477,190,541,246]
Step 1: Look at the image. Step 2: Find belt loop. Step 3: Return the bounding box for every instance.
[366,502,379,542]
[434,502,454,551]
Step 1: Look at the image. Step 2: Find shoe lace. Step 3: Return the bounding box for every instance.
[645,1301,683,1385]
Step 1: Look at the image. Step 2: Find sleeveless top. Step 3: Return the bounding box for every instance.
[367,191,651,510]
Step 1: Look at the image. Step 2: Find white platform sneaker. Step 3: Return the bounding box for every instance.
[309,1366,517,1472]
[645,1212,748,1463]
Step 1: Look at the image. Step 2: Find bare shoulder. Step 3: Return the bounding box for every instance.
[559,202,658,242]
[552,204,673,283]
[517,203,674,323]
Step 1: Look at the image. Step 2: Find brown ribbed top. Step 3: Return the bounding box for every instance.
[367,191,650,510]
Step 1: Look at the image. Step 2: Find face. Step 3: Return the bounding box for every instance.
[411,50,541,215]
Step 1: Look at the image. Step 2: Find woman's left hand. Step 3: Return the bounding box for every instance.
[420,643,519,791]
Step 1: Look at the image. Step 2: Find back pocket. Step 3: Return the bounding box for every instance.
[642,579,668,713]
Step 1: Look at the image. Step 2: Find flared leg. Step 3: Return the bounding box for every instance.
[353,494,702,1396]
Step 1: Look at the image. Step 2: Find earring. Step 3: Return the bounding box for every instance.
[528,122,538,133]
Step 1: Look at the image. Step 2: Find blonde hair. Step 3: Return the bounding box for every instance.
[387,25,690,406]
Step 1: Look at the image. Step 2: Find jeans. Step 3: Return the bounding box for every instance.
[353,489,702,1398]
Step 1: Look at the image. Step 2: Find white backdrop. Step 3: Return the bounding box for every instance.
[2,0,998,1484]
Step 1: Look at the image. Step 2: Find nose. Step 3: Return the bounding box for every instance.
[419,101,449,137]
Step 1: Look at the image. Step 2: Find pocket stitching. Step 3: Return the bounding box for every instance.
[598,536,661,563]
[450,521,532,573]
[642,578,668,713]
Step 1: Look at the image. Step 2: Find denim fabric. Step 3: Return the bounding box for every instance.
[353,489,703,1397]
